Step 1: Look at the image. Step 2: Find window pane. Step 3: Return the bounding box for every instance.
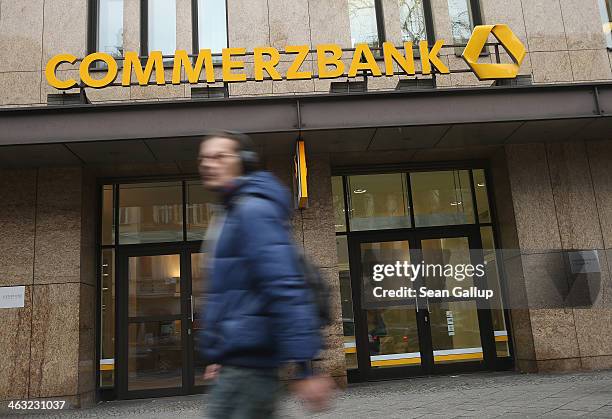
[98,0,124,57]
[447,0,473,44]
[186,180,217,241]
[347,174,411,231]
[148,0,176,55]
[399,0,427,42]
[100,249,115,388]
[411,170,475,227]
[348,0,380,48]
[101,185,115,245]
[360,240,421,368]
[128,320,182,391]
[128,254,181,317]
[119,182,183,244]
[368,308,421,368]
[598,0,612,48]
[430,300,483,364]
[481,226,510,358]
[473,169,491,224]
[337,236,357,370]
[198,0,227,53]
[332,176,346,233]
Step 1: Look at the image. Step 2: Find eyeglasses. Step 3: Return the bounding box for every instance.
[198,152,239,163]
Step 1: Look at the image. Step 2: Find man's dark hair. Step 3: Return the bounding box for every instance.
[201,130,261,174]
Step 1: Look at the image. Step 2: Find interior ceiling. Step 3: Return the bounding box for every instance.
[0,117,610,170]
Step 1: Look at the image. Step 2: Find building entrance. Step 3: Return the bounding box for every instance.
[115,245,207,399]
[332,168,513,382]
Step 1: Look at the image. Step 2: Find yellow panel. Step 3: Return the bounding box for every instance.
[434,353,483,362]
[371,357,422,367]
[495,335,509,342]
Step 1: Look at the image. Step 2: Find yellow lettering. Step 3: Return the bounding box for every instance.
[285,45,311,80]
[122,51,165,86]
[45,54,78,90]
[253,47,282,81]
[316,44,345,79]
[383,42,415,76]
[222,48,247,82]
[172,49,215,84]
[79,53,118,88]
[348,43,382,77]
[419,40,449,75]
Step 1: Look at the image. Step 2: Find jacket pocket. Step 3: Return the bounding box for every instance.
[221,315,273,354]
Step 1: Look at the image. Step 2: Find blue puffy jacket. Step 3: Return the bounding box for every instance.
[198,171,322,369]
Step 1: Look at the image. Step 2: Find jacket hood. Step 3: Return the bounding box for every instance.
[228,171,292,220]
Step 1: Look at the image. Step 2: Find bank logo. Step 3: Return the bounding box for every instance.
[462,24,526,80]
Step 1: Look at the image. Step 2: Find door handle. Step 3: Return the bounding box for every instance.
[190,295,194,322]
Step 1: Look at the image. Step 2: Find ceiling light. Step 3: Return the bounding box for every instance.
[354,189,367,194]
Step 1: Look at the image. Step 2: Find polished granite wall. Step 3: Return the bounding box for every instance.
[267,152,348,388]
[1,0,611,106]
[491,139,612,373]
[0,167,97,407]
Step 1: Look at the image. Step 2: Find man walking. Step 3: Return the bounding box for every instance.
[197,132,334,418]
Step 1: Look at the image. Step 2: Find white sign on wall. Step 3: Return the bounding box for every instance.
[0,286,25,308]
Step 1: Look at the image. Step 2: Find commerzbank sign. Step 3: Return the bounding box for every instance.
[46,24,525,90]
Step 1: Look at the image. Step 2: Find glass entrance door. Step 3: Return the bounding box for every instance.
[117,246,206,398]
[351,229,497,380]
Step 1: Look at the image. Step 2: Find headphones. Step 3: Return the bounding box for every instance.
[203,130,261,174]
[239,148,260,174]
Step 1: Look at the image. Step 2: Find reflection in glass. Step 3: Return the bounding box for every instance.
[447,0,473,45]
[421,237,474,292]
[348,174,411,231]
[430,300,483,364]
[473,169,491,223]
[119,182,183,244]
[367,309,420,368]
[102,185,115,245]
[128,320,182,391]
[598,0,612,48]
[399,0,427,43]
[128,254,181,317]
[331,177,347,233]
[360,240,413,309]
[100,249,115,388]
[191,252,208,385]
[186,181,217,241]
[336,236,357,369]
[411,170,474,227]
[481,226,510,357]
[348,0,381,48]
[98,0,124,57]
[198,0,228,53]
[148,0,176,55]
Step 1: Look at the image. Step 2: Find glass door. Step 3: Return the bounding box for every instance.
[117,246,206,398]
[416,230,496,373]
[350,234,431,381]
[350,228,497,380]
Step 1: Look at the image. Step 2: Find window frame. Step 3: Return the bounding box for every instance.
[191,0,230,54]
[398,0,436,45]
[88,0,126,72]
[347,0,388,48]
[598,0,612,49]
[140,0,178,58]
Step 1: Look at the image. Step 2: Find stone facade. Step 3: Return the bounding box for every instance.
[0,168,96,406]
[1,0,611,106]
[490,140,612,373]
